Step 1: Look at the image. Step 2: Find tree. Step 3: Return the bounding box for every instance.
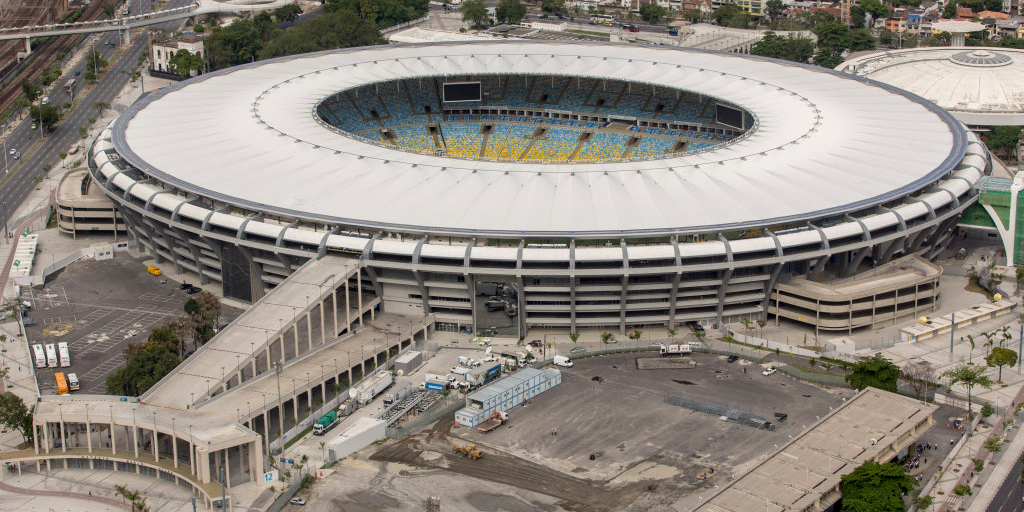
[0,392,33,442]
[21,81,42,103]
[628,329,643,343]
[985,126,1021,156]
[849,5,866,28]
[942,1,957,19]
[667,327,677,340]
[541,0,565,13]
[845,354,900,392]
[879,28,894,47]
[912,495,934,510]
[29,104,59,131]
[813,21,851,68]
[86,49,109,75]
[839,461,915,512]
[257,9,383,61]
[183,291,222,347]
[275,4,303,24]
[985,347,1017,383]
[102,1,117,19]
[683,9,704,23]
[849,28,875,52]
[639,3,666,24]
[495,0,526,24]
[765,0,785,22]
[168,49,204,78]
[92,101,110,116]
[194,23,205,33]
[569,331,580,345]
[900,360,935,399]
[601,331,611,344]
[106,341,181,396]
[712,4,751,28]
[859,0,889,20]
[460,0,489,28]
[943,363,993,420]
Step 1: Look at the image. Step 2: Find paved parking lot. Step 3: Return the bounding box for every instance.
[456,352,855,484]
[26,254,241,394]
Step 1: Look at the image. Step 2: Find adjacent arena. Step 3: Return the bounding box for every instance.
[88,41,991,335]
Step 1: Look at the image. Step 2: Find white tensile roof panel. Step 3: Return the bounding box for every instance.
[116,42,963,238]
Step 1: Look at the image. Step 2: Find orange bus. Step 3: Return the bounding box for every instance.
[55,373,68,395]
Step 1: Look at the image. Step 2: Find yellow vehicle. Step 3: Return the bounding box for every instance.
[147,266,162,276]
[452,443,483,459]
[55,373,68,395]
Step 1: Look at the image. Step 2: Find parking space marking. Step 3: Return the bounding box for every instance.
[43,316,77,325]
[77,306,174,355]
[80,355,126,391]
[138,292,180,304]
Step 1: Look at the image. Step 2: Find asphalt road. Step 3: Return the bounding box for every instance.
[0,0,192,224]
[989,454,1024,512]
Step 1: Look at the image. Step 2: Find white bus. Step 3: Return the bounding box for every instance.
[58,342,70,367]
[32,344,46,368]
[45,344,58,368]
[590,14,614,25]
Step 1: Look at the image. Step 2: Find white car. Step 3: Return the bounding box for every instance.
[289,497,306,505]
[8,148,14,155]
[762,367,777,376]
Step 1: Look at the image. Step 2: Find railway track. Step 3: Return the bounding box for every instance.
[0,0,105,119]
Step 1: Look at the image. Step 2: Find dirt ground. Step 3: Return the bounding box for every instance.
[316,352,854,512]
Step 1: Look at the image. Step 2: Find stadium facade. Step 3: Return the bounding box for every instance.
[88,41,991,336]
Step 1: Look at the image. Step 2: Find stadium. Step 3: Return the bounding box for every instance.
[88,41,991,336]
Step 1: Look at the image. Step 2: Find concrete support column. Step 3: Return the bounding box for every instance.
[332,288,338,336]
[198,449,210,484]
[306,311,312,351]
[320,300,326,344]
[293,325,299,358]
[249,440,260,483]
[190,440,195,476]
[292,397,298,425]
[225,447,232,490]
[59,419,67,453]
[24,37,30,54]
[133,423,139,459]
[345,280,351,330]
[153,426,159,463]
[265,345,272,372]
[251,355,257,377]
[262,412,270,455]
[86,419,92,453]
[172,431,179,468]
[357,272,364,327]
[33,424,39,454]
[43,422,50,454]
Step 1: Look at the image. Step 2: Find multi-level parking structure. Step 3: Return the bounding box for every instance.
[87,41,990,336]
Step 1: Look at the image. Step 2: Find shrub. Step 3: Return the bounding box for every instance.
[981,403,994,418]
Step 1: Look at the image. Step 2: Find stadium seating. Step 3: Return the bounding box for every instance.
[441,123,485,158]
[390,126,436,154]
[407,80,440,114]
[574,132,629,162]
[630,137,676,159]
[524,128,578,162]
[484,125,534,160]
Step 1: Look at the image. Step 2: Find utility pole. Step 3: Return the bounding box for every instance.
[219,465,226,511]
[2,202,7,239]
[275,360,286,470]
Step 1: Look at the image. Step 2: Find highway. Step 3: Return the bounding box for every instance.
[988,454,1024,512]
[0,0,192,225]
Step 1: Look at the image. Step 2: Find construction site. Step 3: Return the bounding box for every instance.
[297,351,856,511]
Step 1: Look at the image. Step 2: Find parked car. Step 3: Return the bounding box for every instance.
[179,282,193,290]
[762,367,777,376]
[147,266,162,276]
[650,342,665,350]
[289,497,306,506]
[727,355,738,363]
[570,346,586,354]
[187,286,202,294]
[604,337,618,344]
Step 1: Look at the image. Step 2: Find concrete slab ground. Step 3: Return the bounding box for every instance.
[24,254,243,394]
[454,353,852,483]
[2,468,198,512]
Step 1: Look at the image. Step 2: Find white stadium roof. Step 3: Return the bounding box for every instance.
[112,42,966,237]
[841,47,1024,126]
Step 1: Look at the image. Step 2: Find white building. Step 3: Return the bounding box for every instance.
[151,34,204,78]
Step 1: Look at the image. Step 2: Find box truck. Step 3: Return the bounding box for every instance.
[58,342,70,367]
[313,410,340,435]
[349,370,393,405]
[32,344,45,368]
[45,344,58,368]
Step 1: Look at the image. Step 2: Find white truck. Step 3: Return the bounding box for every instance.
[349,370,393,405]
[553,355,573,367]
[58,342,71,367]
[383,382,412,405]
[660,344,692,356]
[32,344,45,368]
[44,344,58,368]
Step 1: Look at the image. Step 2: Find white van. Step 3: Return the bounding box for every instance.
[44,343,58,368]
[32,344,45,368]
[57,342,70,367]
[67,373,80,391]
[553,355,573,367]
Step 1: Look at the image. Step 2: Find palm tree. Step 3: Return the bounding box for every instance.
[628,329,643,346]
[601,332,611,344]
[115,485,141,512]
[667,327,677,340]
[966,334,976,363]
[943,363,993,420]
[569,332,580,345]
[740,317,752,337]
